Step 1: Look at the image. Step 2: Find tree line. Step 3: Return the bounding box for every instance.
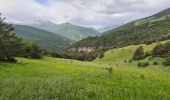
[0,14,103,62]
[69,16,170,61]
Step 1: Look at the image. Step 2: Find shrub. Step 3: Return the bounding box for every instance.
[24,43,42,59]
[133,46,145,60]
[163,57,170,66]
[151,42,170,58]
[51,52,62,58]
[140,75,145,79]
[145,51,151,58]
[129,60,132,63]
[153,61,158,65]
[106,67,113,74]
[138,62,149,67]
[51,51,98,61]
[99,51,104,59]
[124,60,127,63]
[148,56,153,60]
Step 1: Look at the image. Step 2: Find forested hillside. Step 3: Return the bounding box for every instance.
[71,8,170,51]
[14,25,72,50]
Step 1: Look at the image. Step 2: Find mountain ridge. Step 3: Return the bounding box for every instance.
[28,21,100,41]
[70,8,170,51]
[14,24,73,51]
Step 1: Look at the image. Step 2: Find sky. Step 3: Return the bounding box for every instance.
[0,0,170,29]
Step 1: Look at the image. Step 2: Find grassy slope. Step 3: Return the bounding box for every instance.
[94,40,170,72]
[0,41,170,99]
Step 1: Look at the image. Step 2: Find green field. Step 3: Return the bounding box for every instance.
[0,41,170,100]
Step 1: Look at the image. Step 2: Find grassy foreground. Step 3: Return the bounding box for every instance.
[0,41,170,99]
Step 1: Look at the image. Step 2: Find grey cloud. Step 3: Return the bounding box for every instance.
[0,0,170,29]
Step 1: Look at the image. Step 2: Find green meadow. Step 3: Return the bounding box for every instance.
[0,41,170,100]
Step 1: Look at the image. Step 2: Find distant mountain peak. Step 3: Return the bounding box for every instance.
[13,24,72,51]
[31,20,53,25]
[32,21,73,26]
[70,8,170,51]
[27,21,100,41]
[59,22,75,26]
[165,8,170,10]
[61,22,72,25]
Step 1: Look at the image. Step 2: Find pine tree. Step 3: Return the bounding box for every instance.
[0,13,23,62]
[132,46,145,60]
[27,43,42,59]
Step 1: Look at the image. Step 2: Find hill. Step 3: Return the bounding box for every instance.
[29,21,100,41]
[94,40,170,67]
[70,8,170,51]
[150,8,170,18]
[0,47,169,99]
[14,25,72,51]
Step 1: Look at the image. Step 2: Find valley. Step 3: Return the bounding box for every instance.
[0,40,170,99]
[0,3,170,100]
[13,22,100,51]
[14,25,73,50]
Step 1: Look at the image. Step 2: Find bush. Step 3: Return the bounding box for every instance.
[99,51,104,59]
[24,43,42,59]
[51,52,62,58]
[51,51,99,61]
[138,62,149,67]
[163,57,170,66]
[153,61,158,65]
[151,42,170,58]
[129,60,132,63]
[148,56,153,60]
[106,67,113,74]
[145,51,151,58]
[133,46,145,60]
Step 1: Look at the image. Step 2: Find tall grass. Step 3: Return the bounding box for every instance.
[0,57,169,100]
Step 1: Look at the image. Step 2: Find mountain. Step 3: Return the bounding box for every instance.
[29,22,100,41]
[150,8,170,18]
[70,8,170,51]
[13,25,72,51]
[113,8,170,31]
[98,25,120,33]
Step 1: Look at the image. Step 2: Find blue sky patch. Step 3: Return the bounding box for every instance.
[36,0,50,6]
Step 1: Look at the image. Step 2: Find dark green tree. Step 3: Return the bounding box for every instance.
[132,46,145,60]
[152,42,170,58]
[163,57,170,66]
[0,14,23,62]
[24,43,42,59]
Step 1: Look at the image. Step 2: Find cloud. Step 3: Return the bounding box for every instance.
[0,0,169,29]
[0,0,50,23]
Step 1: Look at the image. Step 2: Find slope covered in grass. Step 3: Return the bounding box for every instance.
[94,40,170,71]
[0,55,170,99]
